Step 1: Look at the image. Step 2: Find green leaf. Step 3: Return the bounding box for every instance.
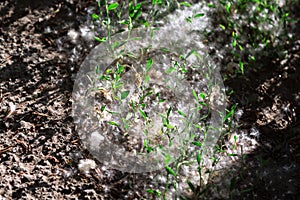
[161,116,168,124]
[146,189,161,197]
[117,63,125,74]
[207,3,215,8]
[146,58,153,71]
[152,0,163,6]
[199,92,206,99]
[91,13,99,20]
[193,13,204,18]
[160,47,170,53]
[112,41,127,49]
[232,39,237,47]
[146,189,155,194]
[185,16,192,23]
[166,124,174,129]
[146,146,154,153]
[227,153,239,156]
[223,104,237,122]
[194,124,202,129]
[166,107,172,117]
[99,74,109,81]
[225,3,231,14]
[135,3,142,10]
[115,73,120,82]
[143,21,150,28]
[219,24,226,30]
[95,65,100,74]
[187,180,195,192]
[232,31,236,38]
[192,141,202,147]
[116,80,123,88]
[108,2,119,11]
[144,75,150,83]
[177,109,187,117]
[139,109,147,120]
[131,9,142,20]
[164,154,172,165]
[108,121,119,126]
[239,60,244,74]
[180,2,191,7]
[100,105,106,112]
[94,36,106,42]
[185,49,196,59]
[124,122,129,130]
[121,91,130,100]
[144,91,153,98]
[165,67,175,74]
[192,89,198,101]
[106,110,118,115]
[196,151,201,165]
[199,101,207,106]
[165,166,176,177]
[131,100,135,111]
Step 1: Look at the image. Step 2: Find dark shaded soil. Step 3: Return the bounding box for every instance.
[0,0,299,199]
[222,42,300,199]
[222,4,300,199]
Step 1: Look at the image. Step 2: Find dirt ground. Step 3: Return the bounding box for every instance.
[0,0,299,199]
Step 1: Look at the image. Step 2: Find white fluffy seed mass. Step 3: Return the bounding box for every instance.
[78,159,96,173]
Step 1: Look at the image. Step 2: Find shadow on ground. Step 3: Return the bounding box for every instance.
[202,2,300,199]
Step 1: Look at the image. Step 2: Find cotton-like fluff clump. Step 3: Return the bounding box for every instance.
[250,127,260,139]
[67,29,79,43]
[151,3,210,56]
[80,25,95,41]
[78,159,96,174]
[71,1,226,174]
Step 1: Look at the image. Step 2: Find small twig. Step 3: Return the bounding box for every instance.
[71,139,79,144]
[32,111,50,117]
[0,146,13,154]
[14,139,30,154]
[0,55,12,68]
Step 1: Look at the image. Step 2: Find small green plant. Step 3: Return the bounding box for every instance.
[69,0,300,198]
[92,34,223,197]
[217,0,292,74]
[86,1,240,198]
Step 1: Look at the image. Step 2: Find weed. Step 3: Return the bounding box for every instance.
[216,0,293,74]
[74,0,296,198]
